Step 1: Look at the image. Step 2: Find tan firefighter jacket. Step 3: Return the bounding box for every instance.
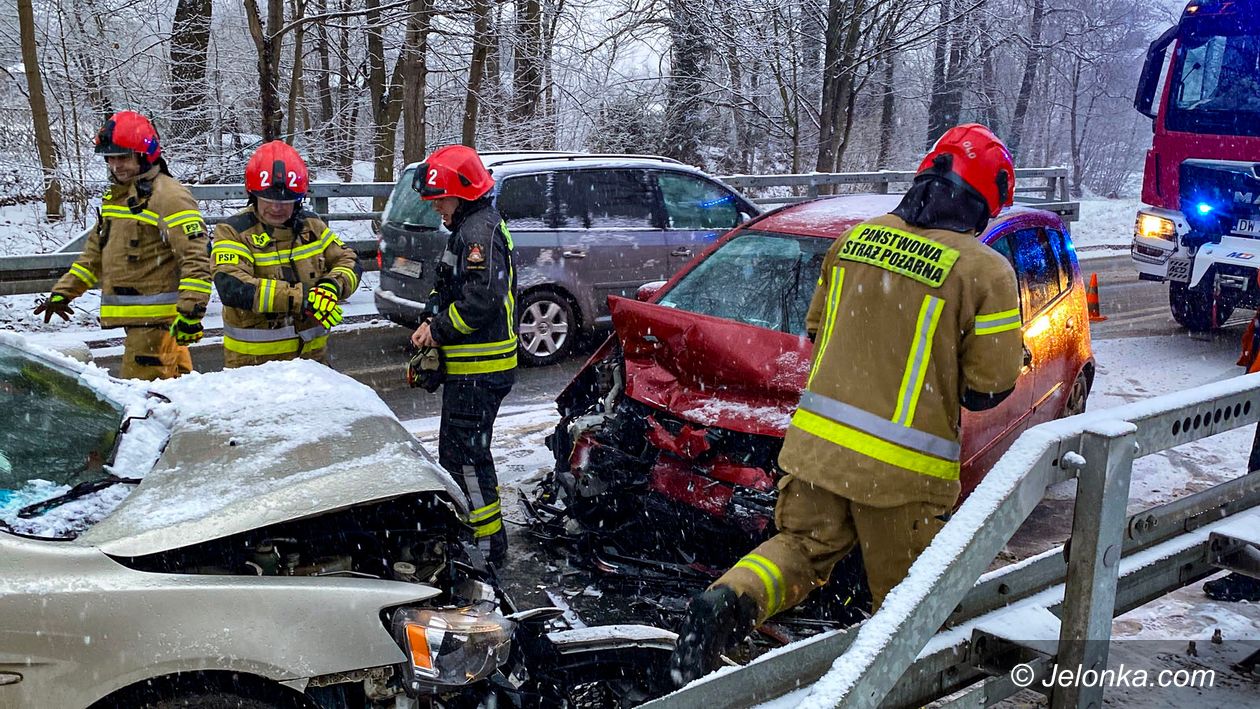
[53,166,212,327]
[211,206,360,364]
[777,213,1023,509]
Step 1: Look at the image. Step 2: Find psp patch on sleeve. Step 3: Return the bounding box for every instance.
[215,252,239,265]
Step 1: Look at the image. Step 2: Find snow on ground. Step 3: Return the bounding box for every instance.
[1073,197,1143,260]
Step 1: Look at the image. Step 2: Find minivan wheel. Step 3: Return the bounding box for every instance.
[518,291,576,366]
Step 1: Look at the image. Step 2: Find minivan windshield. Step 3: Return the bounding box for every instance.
[0,344,123,531]
[1167,20,1260,137]
[384,167,443,228]
[658,231,831,335]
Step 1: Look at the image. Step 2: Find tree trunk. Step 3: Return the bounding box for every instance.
[1068,59,1084,197]
[245,0,284,141]
[463,0,494,147]
[815,0,865,175]
[366,0,408,209]
[336,0,355,179]
[286,0,308,140]
[401,0,431,164]
[512,0,544,147]
[17,0,62,220]
[169,0,213,142]
[876,52,896,169]
[1008,0,1045,159]
[663,0,710,166]
[977,5,1000,132]
[925,0,950,149]
[799,0,824,168]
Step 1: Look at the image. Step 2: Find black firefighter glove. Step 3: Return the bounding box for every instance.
[33,294,73,323]
[406,346,444,393]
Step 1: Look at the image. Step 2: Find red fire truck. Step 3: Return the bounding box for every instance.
[1132,0,1260,330]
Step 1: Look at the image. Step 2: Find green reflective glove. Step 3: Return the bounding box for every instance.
[306,280,340,316]
[169,312,204,345]
[312,302,343,329]
[33,294,73,323]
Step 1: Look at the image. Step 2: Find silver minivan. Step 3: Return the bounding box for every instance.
[373,152,760,366]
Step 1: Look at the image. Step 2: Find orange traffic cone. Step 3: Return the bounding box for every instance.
[1087,272,1107,322]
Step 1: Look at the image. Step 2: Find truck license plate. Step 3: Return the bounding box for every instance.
[391,257,423,278]
[1233,218,1260,237]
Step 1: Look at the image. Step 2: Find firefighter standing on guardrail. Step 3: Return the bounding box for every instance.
[670,125,1026,685]
[408,145,517,567]
[34,110,212,380]
[210,141,360,369]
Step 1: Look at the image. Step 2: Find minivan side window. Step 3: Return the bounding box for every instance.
[1012,228,1064,318]
[497,173,551,228]
[555,169,654,229]
[658,172,740,229]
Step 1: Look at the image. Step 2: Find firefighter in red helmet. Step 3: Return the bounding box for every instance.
[669,124,1025,684]
[210,140,360,368]
[36,110,212,380]
[409,144,517,566]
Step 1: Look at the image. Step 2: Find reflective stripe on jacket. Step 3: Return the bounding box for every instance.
[212,206,359,366]
[778,213,1023,509]
[53,167,212,327]
[429,204,518,377]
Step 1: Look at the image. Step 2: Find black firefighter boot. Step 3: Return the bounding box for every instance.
[669,586,759,687]
[1204,572,1260,602]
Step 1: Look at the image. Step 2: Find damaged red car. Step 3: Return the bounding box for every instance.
[532,195,1094,592]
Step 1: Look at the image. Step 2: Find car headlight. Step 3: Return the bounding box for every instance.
[1136,212,1176,241]
[391,606,515,692]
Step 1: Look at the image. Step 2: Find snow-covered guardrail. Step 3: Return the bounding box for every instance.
[1,168,1078,296]
[645,374,1260,709]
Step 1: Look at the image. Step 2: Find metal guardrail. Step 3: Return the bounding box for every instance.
[1,169,1077,296]
[2,183,392,296]
[644,374,1260,708]
[721,167,1079,223]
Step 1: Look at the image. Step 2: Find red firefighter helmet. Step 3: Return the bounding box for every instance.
[94,111,162,166]
[245,140,309,201]
[413,145,494,201]
[917,123,1015,218]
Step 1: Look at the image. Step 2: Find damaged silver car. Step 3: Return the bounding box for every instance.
[0,334,674,708]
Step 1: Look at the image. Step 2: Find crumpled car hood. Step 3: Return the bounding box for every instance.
[74,359,464,557]
[609,296,811,438]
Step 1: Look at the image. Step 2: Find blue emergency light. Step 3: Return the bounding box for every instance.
[1197,202,1214,215]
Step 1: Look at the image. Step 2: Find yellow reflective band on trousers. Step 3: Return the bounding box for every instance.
[789,408,961,480]
[809,265,845,386]
[448,303,474,334]
[222,324,327,356]
[468,500,503,538]
[892,295,944,427]
[69,263,98,287]
[975,307,1021,335]
[734,553,784,616]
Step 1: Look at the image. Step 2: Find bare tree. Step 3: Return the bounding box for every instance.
[17,0,62,220]
[169,0,213,142]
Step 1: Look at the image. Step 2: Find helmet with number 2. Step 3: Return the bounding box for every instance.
[413,145,494,202]
[245,140,309,201]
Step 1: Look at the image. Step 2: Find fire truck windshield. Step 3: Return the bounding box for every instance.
[1167,23,1260,136]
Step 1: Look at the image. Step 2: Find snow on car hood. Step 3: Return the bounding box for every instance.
[608,297,810,438]
[61,358,462,557]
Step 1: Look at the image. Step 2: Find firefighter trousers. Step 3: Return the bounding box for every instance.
[712,475,948,622]
[438,372,514,566]
[121,326,193,381]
